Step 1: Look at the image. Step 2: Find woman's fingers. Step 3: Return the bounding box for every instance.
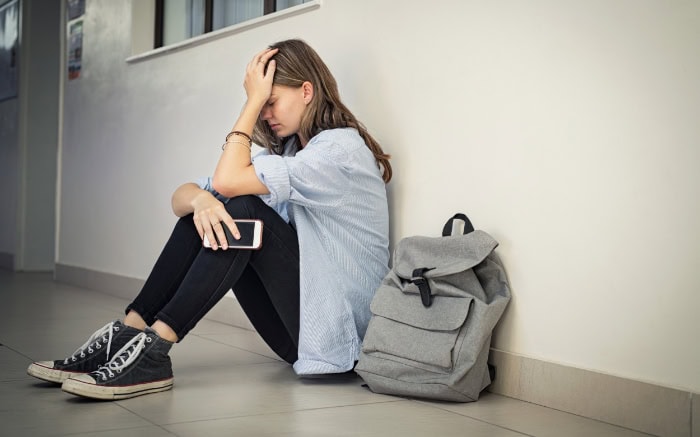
[193,214,203,239]
[209,219,241,250]
[247,47,277,73]
[201,217,220,250]
[222,217,240,241]
[255,47,278,65]
[210,221,226,250]
[244,47,279,104]
[263,58,276,80]
[192,205,235,250]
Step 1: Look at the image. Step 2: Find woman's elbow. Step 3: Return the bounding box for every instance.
[212,167,268,197]
[211,175,240,198]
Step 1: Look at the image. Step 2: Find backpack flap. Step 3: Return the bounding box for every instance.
[365,284,474,369]
[394,230,498,280]
[393,230,498,302]
[370,284,473,331]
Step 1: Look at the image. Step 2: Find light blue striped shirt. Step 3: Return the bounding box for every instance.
[199,128,390,374]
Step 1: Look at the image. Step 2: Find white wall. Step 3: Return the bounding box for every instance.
[58,0,700,393]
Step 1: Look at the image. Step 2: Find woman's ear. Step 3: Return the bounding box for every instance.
[302,81,314,104]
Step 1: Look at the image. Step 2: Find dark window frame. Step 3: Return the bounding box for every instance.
[154,0,279,49]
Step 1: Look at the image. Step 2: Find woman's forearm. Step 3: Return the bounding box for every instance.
[212,48,278,198]
[211,100,266,197]
[171,183,210,217]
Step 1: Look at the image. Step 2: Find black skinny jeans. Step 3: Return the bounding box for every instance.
[126,195,300,364]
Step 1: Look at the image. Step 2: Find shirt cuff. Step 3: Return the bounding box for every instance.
[252,154,291,209]
[195,176,229,203]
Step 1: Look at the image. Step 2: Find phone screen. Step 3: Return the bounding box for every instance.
[221,221,256,247]
[203,220,262,249]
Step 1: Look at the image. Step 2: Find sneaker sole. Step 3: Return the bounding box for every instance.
[27,361,84,384]
[62,377,174,400]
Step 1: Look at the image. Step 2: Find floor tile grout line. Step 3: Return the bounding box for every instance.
[187,332,283,362]
[492,395,661,436]
[406,399,540,437]
[0,341,36,362]
[173,358,289,373]
[0,377,38,383]
[58,423,177,437]
[112,401,181,435]
[414,397,659,437]
[152,399,409,428]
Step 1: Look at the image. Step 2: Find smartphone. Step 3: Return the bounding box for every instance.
[202,219,263,250]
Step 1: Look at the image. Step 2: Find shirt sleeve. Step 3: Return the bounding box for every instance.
[195,176,230,203]
[253,139,351,211]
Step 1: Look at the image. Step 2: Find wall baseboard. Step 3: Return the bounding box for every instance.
[488,349,696,437]
[54,263,696,437]
[0,252,13,270]
[55,263,146,301]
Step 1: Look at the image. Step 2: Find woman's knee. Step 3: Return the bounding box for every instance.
[224,195,265,218]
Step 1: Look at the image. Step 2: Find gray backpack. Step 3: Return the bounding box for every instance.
[355,214,511,402]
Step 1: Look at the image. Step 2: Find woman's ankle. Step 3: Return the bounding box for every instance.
[151,320,179,343]
[123,310,148,331]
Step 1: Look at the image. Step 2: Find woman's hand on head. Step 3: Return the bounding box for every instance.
[191,191,239,251]
[244,47,279,108]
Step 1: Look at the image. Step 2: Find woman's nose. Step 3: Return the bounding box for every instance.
[260,105,272,120]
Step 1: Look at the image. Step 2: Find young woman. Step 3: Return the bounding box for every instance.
[27,39,392,400]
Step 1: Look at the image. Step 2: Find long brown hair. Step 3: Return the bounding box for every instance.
[252,39,392,183]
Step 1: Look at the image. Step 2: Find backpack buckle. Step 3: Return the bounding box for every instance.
[411,268,435,308]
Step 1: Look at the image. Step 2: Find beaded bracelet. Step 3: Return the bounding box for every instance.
[222,139,252,151]
[225,130,252,143]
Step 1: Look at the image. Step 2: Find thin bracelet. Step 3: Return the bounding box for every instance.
[222,139,252,151]
[225,130,252,143]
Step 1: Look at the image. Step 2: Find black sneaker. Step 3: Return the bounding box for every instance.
[27,320,142,384]
[61,328,174,400]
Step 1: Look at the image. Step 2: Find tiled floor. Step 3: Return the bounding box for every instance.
[0,270,655,436]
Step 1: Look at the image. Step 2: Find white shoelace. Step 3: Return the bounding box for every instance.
[64,321,119,364]
[93,332,152,381]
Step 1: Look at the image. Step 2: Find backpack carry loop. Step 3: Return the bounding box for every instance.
[442,213,475,236]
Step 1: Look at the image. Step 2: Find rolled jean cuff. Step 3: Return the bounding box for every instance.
[124,302,157,327]
[153,311,186,343]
